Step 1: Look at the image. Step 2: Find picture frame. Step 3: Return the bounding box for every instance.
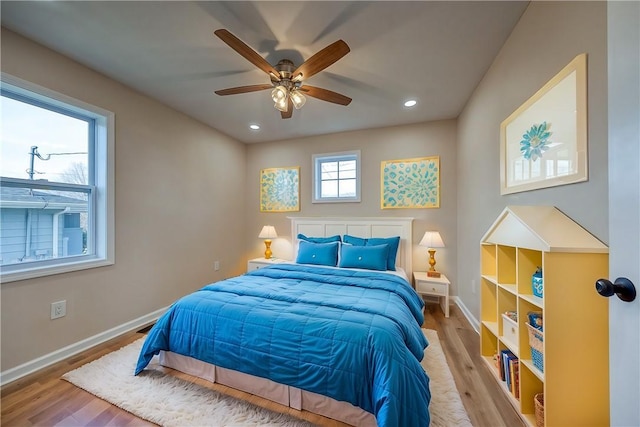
[500,53,588,195]
[260,166,300,212]
[381,156,440,209]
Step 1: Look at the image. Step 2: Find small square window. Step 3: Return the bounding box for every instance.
[312,151,360,203]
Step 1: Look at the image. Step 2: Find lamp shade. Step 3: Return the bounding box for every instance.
[271,86,287,103]
[274,99,288,112]
[272,86,289,112]
[419,231,445,248]
[258,225,278,239]
[290,90,306,109]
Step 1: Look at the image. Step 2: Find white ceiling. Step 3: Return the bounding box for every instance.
[1,1,528,144]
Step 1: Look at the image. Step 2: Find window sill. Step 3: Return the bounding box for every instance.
[1,257,114,283]
[312,198,361,204]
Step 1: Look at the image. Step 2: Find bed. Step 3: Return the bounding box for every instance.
[134,217,430,427]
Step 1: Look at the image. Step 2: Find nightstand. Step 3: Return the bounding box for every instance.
[247,257,287,272]
[413,272,450,317]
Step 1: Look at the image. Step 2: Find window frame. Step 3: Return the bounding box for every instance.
[312,150,361,203]
[0,73,115,283]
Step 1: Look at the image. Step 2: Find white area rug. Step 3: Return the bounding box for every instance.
[422,329,473,427]
[62,329,471,427]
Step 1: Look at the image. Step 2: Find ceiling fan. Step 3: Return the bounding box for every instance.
[214,29,352,119]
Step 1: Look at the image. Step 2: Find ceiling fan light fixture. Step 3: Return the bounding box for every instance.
[271,85,288,103]
[290,90,306,110]
[214,29,352,119]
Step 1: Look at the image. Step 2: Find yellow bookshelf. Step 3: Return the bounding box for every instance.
[480,206,609,427]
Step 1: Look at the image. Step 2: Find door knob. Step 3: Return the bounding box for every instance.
[595,277,636,302]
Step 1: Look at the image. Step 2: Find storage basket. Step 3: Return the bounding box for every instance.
[527,322,544,372]
[534,393,544,427]
[501,313,518,347]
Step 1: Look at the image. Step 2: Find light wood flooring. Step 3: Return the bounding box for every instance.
[1,302,524,427]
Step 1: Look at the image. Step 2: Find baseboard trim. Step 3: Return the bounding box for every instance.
[453,296,480,333]
[0,306,168,386]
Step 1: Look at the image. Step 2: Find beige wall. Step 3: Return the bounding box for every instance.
[245,120,458,287]
[456,1,608,320]
[0,29,247,370]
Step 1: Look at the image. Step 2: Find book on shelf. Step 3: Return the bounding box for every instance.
[509,358,520,397]
[505,352,516,391]
[509,358,516,393]
[500,349,517,385]
[512,359,520,399]
[499,349,512,381]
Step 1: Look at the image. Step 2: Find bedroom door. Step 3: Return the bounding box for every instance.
[607,2,639,426]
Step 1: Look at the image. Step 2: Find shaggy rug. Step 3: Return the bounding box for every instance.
[62,329,471,427]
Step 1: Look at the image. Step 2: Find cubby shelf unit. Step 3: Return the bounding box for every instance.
[480,206,609,427]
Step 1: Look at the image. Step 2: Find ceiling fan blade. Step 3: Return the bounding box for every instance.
[215,84,273,96]
[292,40,350,81]
[281,99,294,119]
[214,29,281,78]
[299,85,352,106]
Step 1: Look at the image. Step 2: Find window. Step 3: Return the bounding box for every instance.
[0,74,114,282]
[312,151,361,203]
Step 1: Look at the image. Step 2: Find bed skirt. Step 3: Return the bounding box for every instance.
[159,351,377,427]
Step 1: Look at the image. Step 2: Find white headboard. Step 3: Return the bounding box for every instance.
[289,217,414,277]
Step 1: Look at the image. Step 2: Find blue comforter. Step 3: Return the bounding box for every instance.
[135,263,431,426]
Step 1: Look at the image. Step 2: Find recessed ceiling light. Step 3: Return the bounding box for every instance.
[249,124,260,130]
[404,100,417,108]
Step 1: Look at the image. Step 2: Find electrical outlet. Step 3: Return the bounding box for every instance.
[214,260,220,271]
[51,300,66,320]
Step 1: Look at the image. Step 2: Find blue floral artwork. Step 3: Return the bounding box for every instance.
[260,167,300,212]
[381,156,439,209]
[501,54,587,195]
[520,122,553,161]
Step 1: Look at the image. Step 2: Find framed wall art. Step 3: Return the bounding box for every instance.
[260,166,300,212]
[500,53,588,195]
[381,156,440,209]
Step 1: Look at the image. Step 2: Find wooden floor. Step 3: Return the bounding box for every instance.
[1,302,524,427]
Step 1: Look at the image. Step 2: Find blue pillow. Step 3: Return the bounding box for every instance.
[343,234,366,246]
[367,236,400,271]
[296,240,339,266]
[342,235,400,271]
[338,244,389,271]
[297,233,341,243]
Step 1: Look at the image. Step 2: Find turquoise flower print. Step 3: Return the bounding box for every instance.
[260,167,299,212]
[520,122,552,161]
[382,158,439,208]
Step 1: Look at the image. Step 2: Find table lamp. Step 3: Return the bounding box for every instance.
[258,225,278,259]
[419,231,445,277]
